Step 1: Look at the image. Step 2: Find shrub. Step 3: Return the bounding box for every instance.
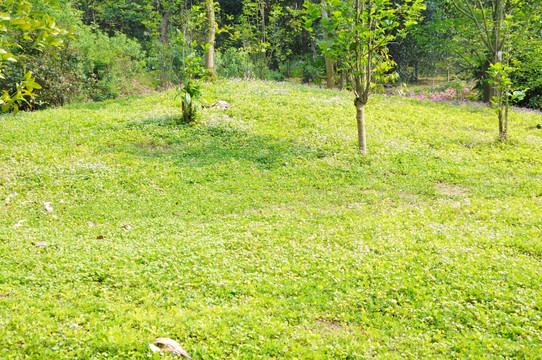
[0,6,153,109]
[216,48,254,78]
[75,27,149,101]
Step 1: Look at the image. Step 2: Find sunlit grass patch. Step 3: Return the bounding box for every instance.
[1,80,541,359]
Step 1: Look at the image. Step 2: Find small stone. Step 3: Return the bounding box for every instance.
[537,124,541,129]
[210,100,232,110]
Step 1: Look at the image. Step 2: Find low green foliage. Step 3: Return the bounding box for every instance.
[1,80,542,359]
[177,81,204,124]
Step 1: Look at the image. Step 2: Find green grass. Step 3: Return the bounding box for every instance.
[1,79,541,359]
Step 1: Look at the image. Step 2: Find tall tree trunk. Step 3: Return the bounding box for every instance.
[159,10,172,87]
[160,11,171,45]
[355,99,367,153]
[486,0,505,103]
[205,0,216,78]
[259,1,266,77]
[321,5,335,89]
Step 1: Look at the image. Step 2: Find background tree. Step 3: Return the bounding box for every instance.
[448,0,541,101]
[0,0,67,113]
[305,0,425,153]
[205,0,217,78]
[448,0,541,138]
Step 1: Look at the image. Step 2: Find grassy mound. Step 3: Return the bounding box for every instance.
[1,80,541,359]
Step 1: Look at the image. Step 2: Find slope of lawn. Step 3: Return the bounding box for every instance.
[1,79,541,359]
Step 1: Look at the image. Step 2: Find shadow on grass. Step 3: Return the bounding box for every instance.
[120,117,326,170]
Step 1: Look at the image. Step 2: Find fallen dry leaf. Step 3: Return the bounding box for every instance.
[14,219,27,228]
[152,338,192,359]
[122,224,132,230]
[173,212,182,217]
[96,235,105,240]
[5,192,17,204]
[210,99,232,110]
[44,202,53,212]
[32,241,48,248]
[155,188,164,191]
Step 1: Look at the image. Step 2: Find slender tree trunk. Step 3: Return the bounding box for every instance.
[205,0,216,78]
[355,100,367,153]
[486,0,504,103]
[259,1,266,76]
[160,11,171,45]
[159,10,172,87]
[310,40,317,59]
[504,102,508,139]
[321,4,335,89]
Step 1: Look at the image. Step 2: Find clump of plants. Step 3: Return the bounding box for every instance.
[175,38,208,124]
[178,80,204,123]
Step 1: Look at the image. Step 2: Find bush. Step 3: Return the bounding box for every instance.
[0,4,154,110]
[512,40,542,110]
[266,70,284,82]
[75,27,149,101]
[216,48,254,78]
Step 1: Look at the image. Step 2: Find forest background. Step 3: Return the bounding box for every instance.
[1,0,541,112]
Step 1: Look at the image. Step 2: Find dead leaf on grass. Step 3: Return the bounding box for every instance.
[210,99,232,110]
[151,338,193,359]
[122,224,132,230]
[5,192,17,204]
[14,219,27,228]
[44,202,53,212]
[32,241,48,248]
[96,235,105,240]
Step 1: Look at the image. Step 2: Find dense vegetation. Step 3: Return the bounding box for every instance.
[1,0,541,111]
[1,80,542,358]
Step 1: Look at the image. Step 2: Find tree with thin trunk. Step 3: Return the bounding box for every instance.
[205,0,217,78]
[304,0,425,153]
[448,0,541,139]
[320,2,336,89]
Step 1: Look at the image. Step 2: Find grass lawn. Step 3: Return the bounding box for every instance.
[1,79,541,359]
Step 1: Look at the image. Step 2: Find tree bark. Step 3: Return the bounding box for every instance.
[159,9,172,87]
[321,5,335,89]
[355,99,367,153]
[205,0,216,78]
[160,11,171,45]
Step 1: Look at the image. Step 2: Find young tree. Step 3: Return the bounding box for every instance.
[449,0,541,139]
[320,2,336,88]
[205,0,217,78]
[449,0,541,98]
[305,0,425,153]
